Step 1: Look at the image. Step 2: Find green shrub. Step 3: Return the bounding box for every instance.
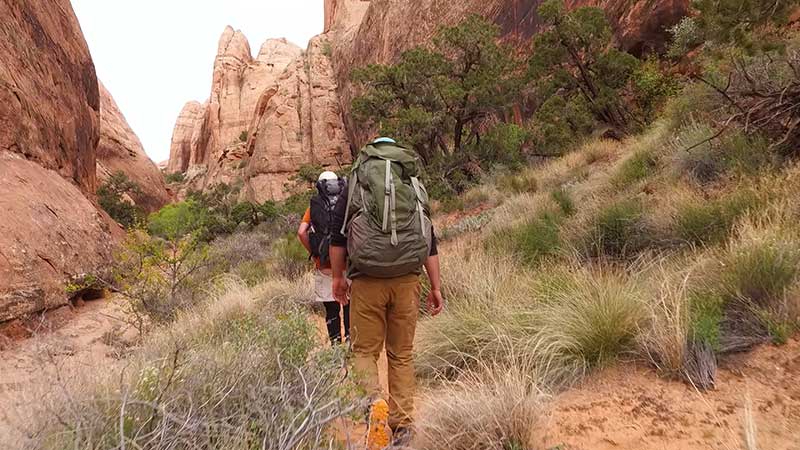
[97,171,144,229]
[233,260,270,286]
[587,199,648,258]
[493,210,563,266]
[550,188,576,217]
[164,171,185,184]
[613,150,658,188]
[148,199,208,240]
[477,123,529,169]
[321,41,332,57]
[238,130,248,142]
[720,237,800,307]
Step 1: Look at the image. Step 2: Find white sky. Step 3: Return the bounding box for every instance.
[72,0,325,164]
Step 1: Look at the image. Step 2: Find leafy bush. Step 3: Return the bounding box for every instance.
[114,230,219,332]
[476,123,529,169]
[148,199,208,240]
[238,130,248,142]
[668,17,703,58]
[97,171,144,228]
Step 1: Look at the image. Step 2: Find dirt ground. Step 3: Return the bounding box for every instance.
[537,339,800,450]
[0,296,133,448]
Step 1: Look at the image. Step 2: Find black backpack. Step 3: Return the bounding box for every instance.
[308,177,346,266]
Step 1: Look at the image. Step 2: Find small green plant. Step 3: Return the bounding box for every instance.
[233,260,270,286]
[321,41,332,57]
[238,130,248,142]
[495,210,563,266]
[673,190,761,246]
[688,291,725,351]
[148,199,209,240]
[588,199,648,258]
[613,150,658,188]
[498,172,538,194]
[164,172,185,184]
[550,188,576,216]
[272,235,309,280]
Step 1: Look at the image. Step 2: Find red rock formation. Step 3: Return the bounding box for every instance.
[97,82,171,213]
[244,35,352,202]
[0,0,122,322]
[167,28,352,201]
[0,0,100,193]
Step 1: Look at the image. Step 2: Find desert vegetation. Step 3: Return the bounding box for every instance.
[21,0,800,449]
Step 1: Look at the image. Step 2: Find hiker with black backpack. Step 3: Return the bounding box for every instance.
[329,138,444,448]
[297,170,350,346]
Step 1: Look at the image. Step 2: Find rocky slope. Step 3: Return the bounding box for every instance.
[166,28,352,201]
[0,0,166,324]
[97,82,171,213]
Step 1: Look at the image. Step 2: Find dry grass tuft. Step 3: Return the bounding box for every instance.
[413,363,546,450]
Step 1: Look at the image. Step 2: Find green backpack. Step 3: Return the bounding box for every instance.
[341,142,432,278]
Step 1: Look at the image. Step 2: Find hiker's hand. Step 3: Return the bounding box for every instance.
[426,289,443,316]
[333,276,349,306]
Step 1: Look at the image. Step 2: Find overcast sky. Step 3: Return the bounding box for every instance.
[72,0,325,164]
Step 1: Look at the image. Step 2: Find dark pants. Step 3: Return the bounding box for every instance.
[323,301,350,345]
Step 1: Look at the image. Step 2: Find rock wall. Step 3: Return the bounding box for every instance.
[326,0,689,148]
[0,0,100,193]
[167,29,352,201]
[0,0,122,322]
[244,35,351,203]
[97,82,171,213]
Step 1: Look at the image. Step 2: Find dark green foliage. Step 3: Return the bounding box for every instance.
[692,0,796,52]
[588,199,648,258]
[164,172,185,184]
[476,123,529,169]
[280,190,314,217]
[529,1,643,141]
[613,150,658,188]
[508,211,563,265]
[352,15,524,161]
[551,188,576,216]
[97,171,144,229]
[721,240,800,307]
[238,130,248,142]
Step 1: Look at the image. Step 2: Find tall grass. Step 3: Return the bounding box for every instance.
[25,277,363,450]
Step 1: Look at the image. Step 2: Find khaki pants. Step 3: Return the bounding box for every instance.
[350,274,420,429]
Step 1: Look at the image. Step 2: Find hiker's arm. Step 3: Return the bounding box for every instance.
[297,221,311,253]
[424,254,443,316]
[330,245,349,306]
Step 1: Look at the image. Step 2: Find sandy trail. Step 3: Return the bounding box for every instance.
[0,297,131,448]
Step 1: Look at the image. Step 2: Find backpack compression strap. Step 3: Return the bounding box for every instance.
[382,159,391,233]
[340,170,357,235]
[410,177,429,238]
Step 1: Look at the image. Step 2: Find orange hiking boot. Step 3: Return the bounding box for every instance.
[365,398,390,450]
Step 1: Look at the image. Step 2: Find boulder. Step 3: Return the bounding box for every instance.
[96,82,171,213]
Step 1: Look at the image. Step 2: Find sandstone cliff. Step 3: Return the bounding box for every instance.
[97,82,171,213]
[0,0,120,322]
[167,28,352,201]
[325,0,689,148]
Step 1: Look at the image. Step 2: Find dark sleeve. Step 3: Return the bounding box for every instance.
[430,227,438,256]
[330,188,348,247]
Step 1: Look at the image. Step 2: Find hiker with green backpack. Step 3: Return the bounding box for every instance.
[330,137,443,448]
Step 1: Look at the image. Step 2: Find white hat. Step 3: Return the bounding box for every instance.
[318,170,338,181]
